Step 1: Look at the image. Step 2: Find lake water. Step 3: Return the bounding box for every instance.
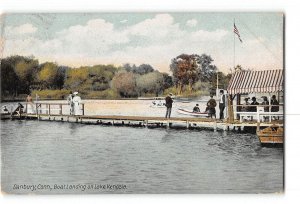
[0,100,283,194]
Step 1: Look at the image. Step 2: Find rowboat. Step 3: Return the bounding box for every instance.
[177,108,209,117]
[257,125,283,145]
[150,98,166,108]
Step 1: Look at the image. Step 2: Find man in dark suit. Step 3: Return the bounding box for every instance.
[165,93,173,118]
[207,95,217,118]
[219,90,226,120]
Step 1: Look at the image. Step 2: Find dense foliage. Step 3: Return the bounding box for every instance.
[1,54,232,100]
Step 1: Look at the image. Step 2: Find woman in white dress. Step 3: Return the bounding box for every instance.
[72,92,82,116]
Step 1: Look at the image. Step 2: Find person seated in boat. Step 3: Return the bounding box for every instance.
[2,106,9,114]
[206,95,216,118]
[157,100,163,106]
[193,104,200,113]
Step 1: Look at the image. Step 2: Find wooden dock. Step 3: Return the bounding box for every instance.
[2,102,284,132]
[13,113,282,132]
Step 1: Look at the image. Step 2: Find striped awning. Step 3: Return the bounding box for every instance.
[227,69,283,94]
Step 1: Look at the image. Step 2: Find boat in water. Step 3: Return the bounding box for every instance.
[149,97,166,108]
[177,108,209,117]
[257,125,283,146]
[1,103,26,120]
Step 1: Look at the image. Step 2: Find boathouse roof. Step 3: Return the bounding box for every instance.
[227,69,283,94]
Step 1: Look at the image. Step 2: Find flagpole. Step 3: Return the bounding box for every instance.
[233,18,235,72]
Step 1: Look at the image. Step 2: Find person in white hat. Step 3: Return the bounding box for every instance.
[72,91,82,115]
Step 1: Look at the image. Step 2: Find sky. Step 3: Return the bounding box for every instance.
[0,13,283,73]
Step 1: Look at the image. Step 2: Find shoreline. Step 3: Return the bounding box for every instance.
[1,96,207,103]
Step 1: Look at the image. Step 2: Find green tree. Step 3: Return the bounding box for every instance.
[1,57,19,96]
[136,71,164,96]
[1,55,39,96]
[85,65,118,91]
[170,54,200,94]
[111,72,137,97]
[64,67,89,91]
[196,54,217,82]
[162,73,173,90]
[38,62,59,89]
[170,53,218,94]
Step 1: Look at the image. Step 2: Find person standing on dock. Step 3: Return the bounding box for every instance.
[165,93,173,118]
[25,94,35,114]
[67,91,74,115]
[72,92,82,116]
[207,95,217,118]
[219,90,226,120]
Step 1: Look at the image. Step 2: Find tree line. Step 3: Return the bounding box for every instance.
[1,54,232,100]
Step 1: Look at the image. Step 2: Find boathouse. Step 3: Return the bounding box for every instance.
[226,69,284,123]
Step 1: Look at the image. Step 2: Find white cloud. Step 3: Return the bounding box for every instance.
[127,14,183,40]
[190,29,228,42]
[186,19,198,27]
[5,23,37,36]
[2,14,282,73]
[53,18,130,55]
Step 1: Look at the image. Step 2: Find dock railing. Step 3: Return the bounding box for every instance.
[233,104,283,123]
[31,102,85,116]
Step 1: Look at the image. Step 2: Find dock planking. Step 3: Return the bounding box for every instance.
[13,113,283,132]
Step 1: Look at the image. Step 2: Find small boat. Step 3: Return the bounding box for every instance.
[177,108,209,117]
[1,105,11,120]
[1,103,25,120]
[150,101,166,108]
[257,125,283,145]
[150,97,166,108]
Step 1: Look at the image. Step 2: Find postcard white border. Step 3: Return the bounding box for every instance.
[0,0,299,203]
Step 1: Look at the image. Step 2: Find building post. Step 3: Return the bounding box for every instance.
[228,95,234,123]
[256,107,260,123]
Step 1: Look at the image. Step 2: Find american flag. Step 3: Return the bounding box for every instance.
[234,23,242,43]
